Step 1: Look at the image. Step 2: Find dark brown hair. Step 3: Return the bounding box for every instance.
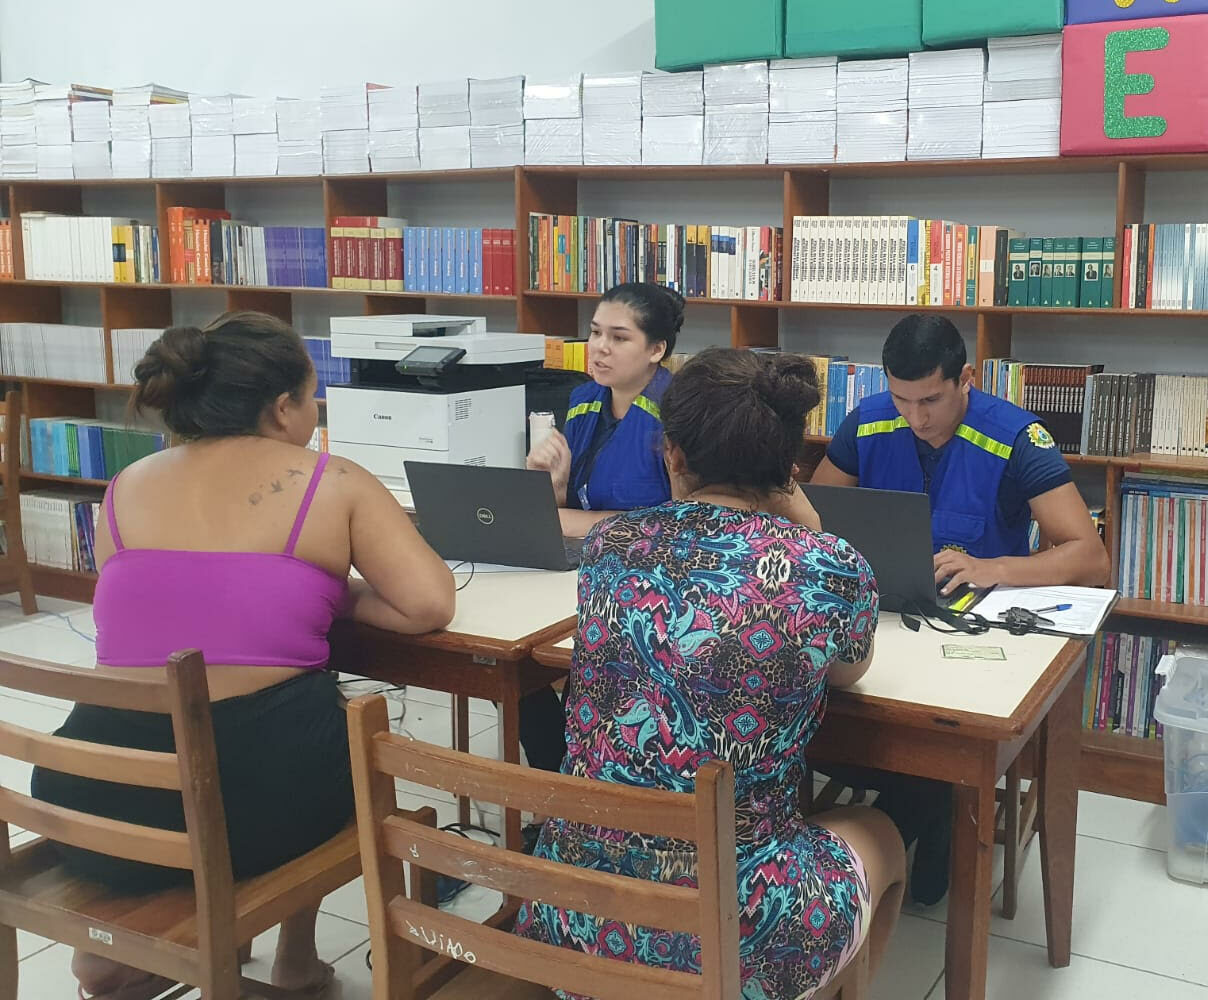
[132,311,313,440]
[599,282,685,356]
[662,348,820,494]
[882,314,967,382]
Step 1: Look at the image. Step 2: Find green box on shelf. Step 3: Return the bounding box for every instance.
[921,0,1063,46]
[786,0,922,58]
[655,0,785,70]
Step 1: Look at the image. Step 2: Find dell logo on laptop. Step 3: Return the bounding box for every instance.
[476,507,495,525]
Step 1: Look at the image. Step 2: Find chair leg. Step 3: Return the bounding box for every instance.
[1001,762,1021,920]
[453,695,471,827]
[0,922,17,1000]
[17,566,38,616]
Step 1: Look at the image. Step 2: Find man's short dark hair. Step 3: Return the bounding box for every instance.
[881,314,968,383]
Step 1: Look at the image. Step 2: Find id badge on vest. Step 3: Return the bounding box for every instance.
[577,484,592,511]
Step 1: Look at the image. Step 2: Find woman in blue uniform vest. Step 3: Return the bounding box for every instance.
[519,283,681,777]
[526,282,679,540]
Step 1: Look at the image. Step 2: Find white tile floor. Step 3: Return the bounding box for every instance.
[2,597,1205,1000]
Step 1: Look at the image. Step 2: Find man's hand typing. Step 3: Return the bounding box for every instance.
[934,548,1006,595]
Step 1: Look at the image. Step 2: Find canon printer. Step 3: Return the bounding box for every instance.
[325,314,544,503]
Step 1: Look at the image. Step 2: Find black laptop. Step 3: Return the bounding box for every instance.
[405,462,583,572]
[802,484,975,613]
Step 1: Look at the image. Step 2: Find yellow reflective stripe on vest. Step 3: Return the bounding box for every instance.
[566,401,603,421]
[955,424,1013,460]
[856,416,909,437]
[632,395,661,421]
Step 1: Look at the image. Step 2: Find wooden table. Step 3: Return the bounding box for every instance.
[329,568,577,850]
[532,616,1086,1000]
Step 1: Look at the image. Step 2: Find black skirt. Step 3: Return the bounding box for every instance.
[31,670,355,894]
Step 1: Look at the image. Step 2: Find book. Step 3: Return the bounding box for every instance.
[531,214,781,301]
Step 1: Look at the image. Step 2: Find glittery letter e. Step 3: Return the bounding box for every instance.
[1104,27,1170,139]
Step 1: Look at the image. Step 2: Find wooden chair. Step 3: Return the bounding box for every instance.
[803,758,1038,920]
[995,740,1040,920]
[0,649,362,1000]
[350,694,873,1000]
[0,391,38,616]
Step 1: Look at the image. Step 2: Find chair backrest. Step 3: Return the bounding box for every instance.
[0,649,239,983]
[347,695,741,1000]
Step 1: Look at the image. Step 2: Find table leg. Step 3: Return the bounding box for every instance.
[500,674,524,852]
[1038,674,1080,968]
[453,694,472,827]
[945,778,996,1000]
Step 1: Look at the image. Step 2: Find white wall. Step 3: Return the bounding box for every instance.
[0,0,656,95]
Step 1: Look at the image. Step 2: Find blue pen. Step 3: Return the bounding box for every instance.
[1033,604,1072,613]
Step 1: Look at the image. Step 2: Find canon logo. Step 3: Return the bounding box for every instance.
[372,413,393,421]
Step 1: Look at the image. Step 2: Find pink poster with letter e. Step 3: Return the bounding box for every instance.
[1061,14,1208,154]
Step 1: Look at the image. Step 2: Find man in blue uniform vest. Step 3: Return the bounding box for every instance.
[812,314,1109,903]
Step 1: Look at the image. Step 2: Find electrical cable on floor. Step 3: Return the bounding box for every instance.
[0,598,96,646]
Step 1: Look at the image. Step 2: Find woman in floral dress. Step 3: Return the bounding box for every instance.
[516,348,906,999]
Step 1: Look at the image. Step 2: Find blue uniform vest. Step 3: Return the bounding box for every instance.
[854,388,1035,559]
[563,366,672,512]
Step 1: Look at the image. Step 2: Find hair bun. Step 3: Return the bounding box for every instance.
[754,354,819,424]
[132,325,208,411]
[659,285,686,335]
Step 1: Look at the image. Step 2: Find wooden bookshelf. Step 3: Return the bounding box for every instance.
[4,156,1206,804]
[1080,728,1165,805]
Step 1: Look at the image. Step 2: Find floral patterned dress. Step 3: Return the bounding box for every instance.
[515,500,879,1000]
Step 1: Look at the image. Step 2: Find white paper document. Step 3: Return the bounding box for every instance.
[972,586,1119,636]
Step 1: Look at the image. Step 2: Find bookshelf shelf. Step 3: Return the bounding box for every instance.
[522,289,783,309]
[802,434,1194,475]
[8,278,517,303]
[1080,728,1164,804]
[12,155,1208,193]
[1113,598,1208,626]
[1,376,127,391]
[28,565,96,604]
[5,158,1206,808]
[20,472,109,488]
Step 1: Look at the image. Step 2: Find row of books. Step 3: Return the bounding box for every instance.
[20,214,161,283]
[26,418,167,482]
[1083,374,1208,459]
[0,221,14,279]
[981,363,1208,458]
[166,208,326,287]
[1120,223,1208,312]
[1119,474,1208,608]
[1006,235,1117,309]
[787,218,1116,309]
[111,328,161,385]
[330,218,517,295]
[981,361,1101,454]
[1083,630,1172,740]
[528,214,784,300]
[0,323,107,383]
[303,338,351,399]
[802,358,889,437]
[19,492,103,573]
[543,337,590,374]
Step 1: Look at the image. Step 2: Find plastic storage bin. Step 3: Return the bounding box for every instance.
[1153,647,1208,885]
